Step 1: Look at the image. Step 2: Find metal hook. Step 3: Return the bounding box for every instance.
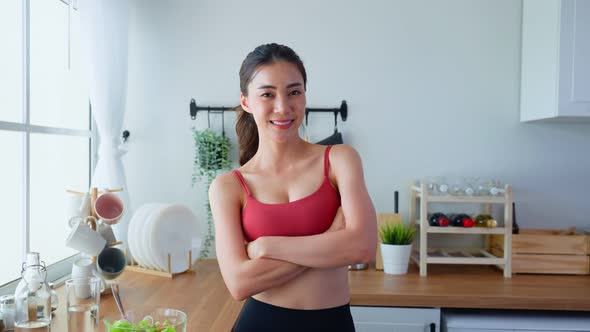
[221,107,226,137]
[207,107,211,129]
[122,130,130,143]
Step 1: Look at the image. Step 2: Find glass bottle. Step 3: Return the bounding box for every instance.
[428,212,449,227]
[489,180,505,196]
[463,177,477,196]
[14,252,51,332]
[448,177,464,196]
[474,214,497,228]
[450,213,475,227]
[512,202,520,234]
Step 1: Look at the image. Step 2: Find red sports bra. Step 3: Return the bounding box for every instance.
[233,146,341,242]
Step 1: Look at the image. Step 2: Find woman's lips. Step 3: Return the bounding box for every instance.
[270,119,294,129]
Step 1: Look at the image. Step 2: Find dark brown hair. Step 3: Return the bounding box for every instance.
[236,43,307,165]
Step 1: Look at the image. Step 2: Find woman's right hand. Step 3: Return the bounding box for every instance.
[326,207,345,232]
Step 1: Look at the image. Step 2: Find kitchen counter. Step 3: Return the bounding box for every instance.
[51,259,590,331]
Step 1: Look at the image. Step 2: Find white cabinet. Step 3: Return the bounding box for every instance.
[520,0,590,122]
[442,309,590,332]
[351,306,440,332]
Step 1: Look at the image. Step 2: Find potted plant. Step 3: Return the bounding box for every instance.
[379,222,416,275]
[192,128,232,258]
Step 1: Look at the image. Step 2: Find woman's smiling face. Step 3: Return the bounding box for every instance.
[240,61,307,143]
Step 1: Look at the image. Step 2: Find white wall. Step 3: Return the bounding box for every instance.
[122,0,590,248]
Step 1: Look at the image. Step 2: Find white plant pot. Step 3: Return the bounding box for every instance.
[380,243,413,275]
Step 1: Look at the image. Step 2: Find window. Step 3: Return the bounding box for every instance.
[0,0,92,289]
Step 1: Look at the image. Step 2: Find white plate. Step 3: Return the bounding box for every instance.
[149,204,199,273]
[128,204,157,268]
[127,204,145,266]
[136,204,163,269]
[139,204,165,270]
[128,204,150,267]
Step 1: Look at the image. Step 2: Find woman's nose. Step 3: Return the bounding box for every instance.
[273,96,289,114]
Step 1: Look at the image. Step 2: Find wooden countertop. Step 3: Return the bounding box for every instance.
[51,259,590,331]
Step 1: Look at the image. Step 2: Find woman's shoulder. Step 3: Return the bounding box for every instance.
[326,144,362,165]
[209,170,243,200]
[322,144,364,183]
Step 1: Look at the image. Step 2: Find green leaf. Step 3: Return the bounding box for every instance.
[379,222,416,245]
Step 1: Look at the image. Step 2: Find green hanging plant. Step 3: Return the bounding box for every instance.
[191,128,232,258]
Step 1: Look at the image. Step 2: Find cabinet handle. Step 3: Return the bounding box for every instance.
[430,322,436,332]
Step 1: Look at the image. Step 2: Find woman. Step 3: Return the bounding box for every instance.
[209,43,377,332]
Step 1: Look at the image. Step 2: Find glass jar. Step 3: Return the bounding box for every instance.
[0,295,15,331]
[14,252,51,331]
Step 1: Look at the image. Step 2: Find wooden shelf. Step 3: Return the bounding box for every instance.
[410,186,506,203]
[426,226,506,235]
[414,222,506,234]
[411,248,505,265]
[410,182,513,278]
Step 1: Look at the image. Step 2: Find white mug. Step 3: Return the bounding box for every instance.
[71,257,106,297]
[65,192,90,219]
[97,222,117,245]
[69,216,117,245]
[65,217,106,256]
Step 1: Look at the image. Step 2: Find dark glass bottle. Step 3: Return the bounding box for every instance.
[451,213,474,227]
[428,213,449,227]
[512,202,519,234]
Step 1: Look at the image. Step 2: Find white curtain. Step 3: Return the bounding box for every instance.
[79,0,130,246]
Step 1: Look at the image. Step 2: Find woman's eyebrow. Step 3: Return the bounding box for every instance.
[257,82,303,90]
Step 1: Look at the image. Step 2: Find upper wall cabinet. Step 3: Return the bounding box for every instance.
[520,0,590,122]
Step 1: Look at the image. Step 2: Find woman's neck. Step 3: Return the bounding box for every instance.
[250,137,311,174]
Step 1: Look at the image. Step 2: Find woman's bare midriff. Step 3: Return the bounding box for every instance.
[252,266,349,309]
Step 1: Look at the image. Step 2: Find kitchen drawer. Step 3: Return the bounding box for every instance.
[354,322,434,332]
[442,309,590,332]
[351,306,440,332]
[446,329,511,332]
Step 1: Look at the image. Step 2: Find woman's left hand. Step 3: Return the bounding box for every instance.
[246,237,265,259]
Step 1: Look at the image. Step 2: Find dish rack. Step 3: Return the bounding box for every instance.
[409,182,513,278]
[125,248,193,279]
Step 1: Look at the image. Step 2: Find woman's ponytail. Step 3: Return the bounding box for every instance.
[235,106,258,166]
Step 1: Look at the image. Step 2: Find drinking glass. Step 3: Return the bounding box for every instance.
[65,277,100,332]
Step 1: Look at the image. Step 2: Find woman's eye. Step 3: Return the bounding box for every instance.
[261,92,273,98]
[289,90,301,95]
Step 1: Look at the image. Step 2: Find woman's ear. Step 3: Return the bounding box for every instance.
[240,92,251,113]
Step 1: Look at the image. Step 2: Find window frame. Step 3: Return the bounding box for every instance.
[0,0,96,294]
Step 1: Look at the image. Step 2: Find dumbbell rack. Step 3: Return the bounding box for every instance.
[409,182,513,278]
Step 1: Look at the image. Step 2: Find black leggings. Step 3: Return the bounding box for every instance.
[232,297,356,332]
